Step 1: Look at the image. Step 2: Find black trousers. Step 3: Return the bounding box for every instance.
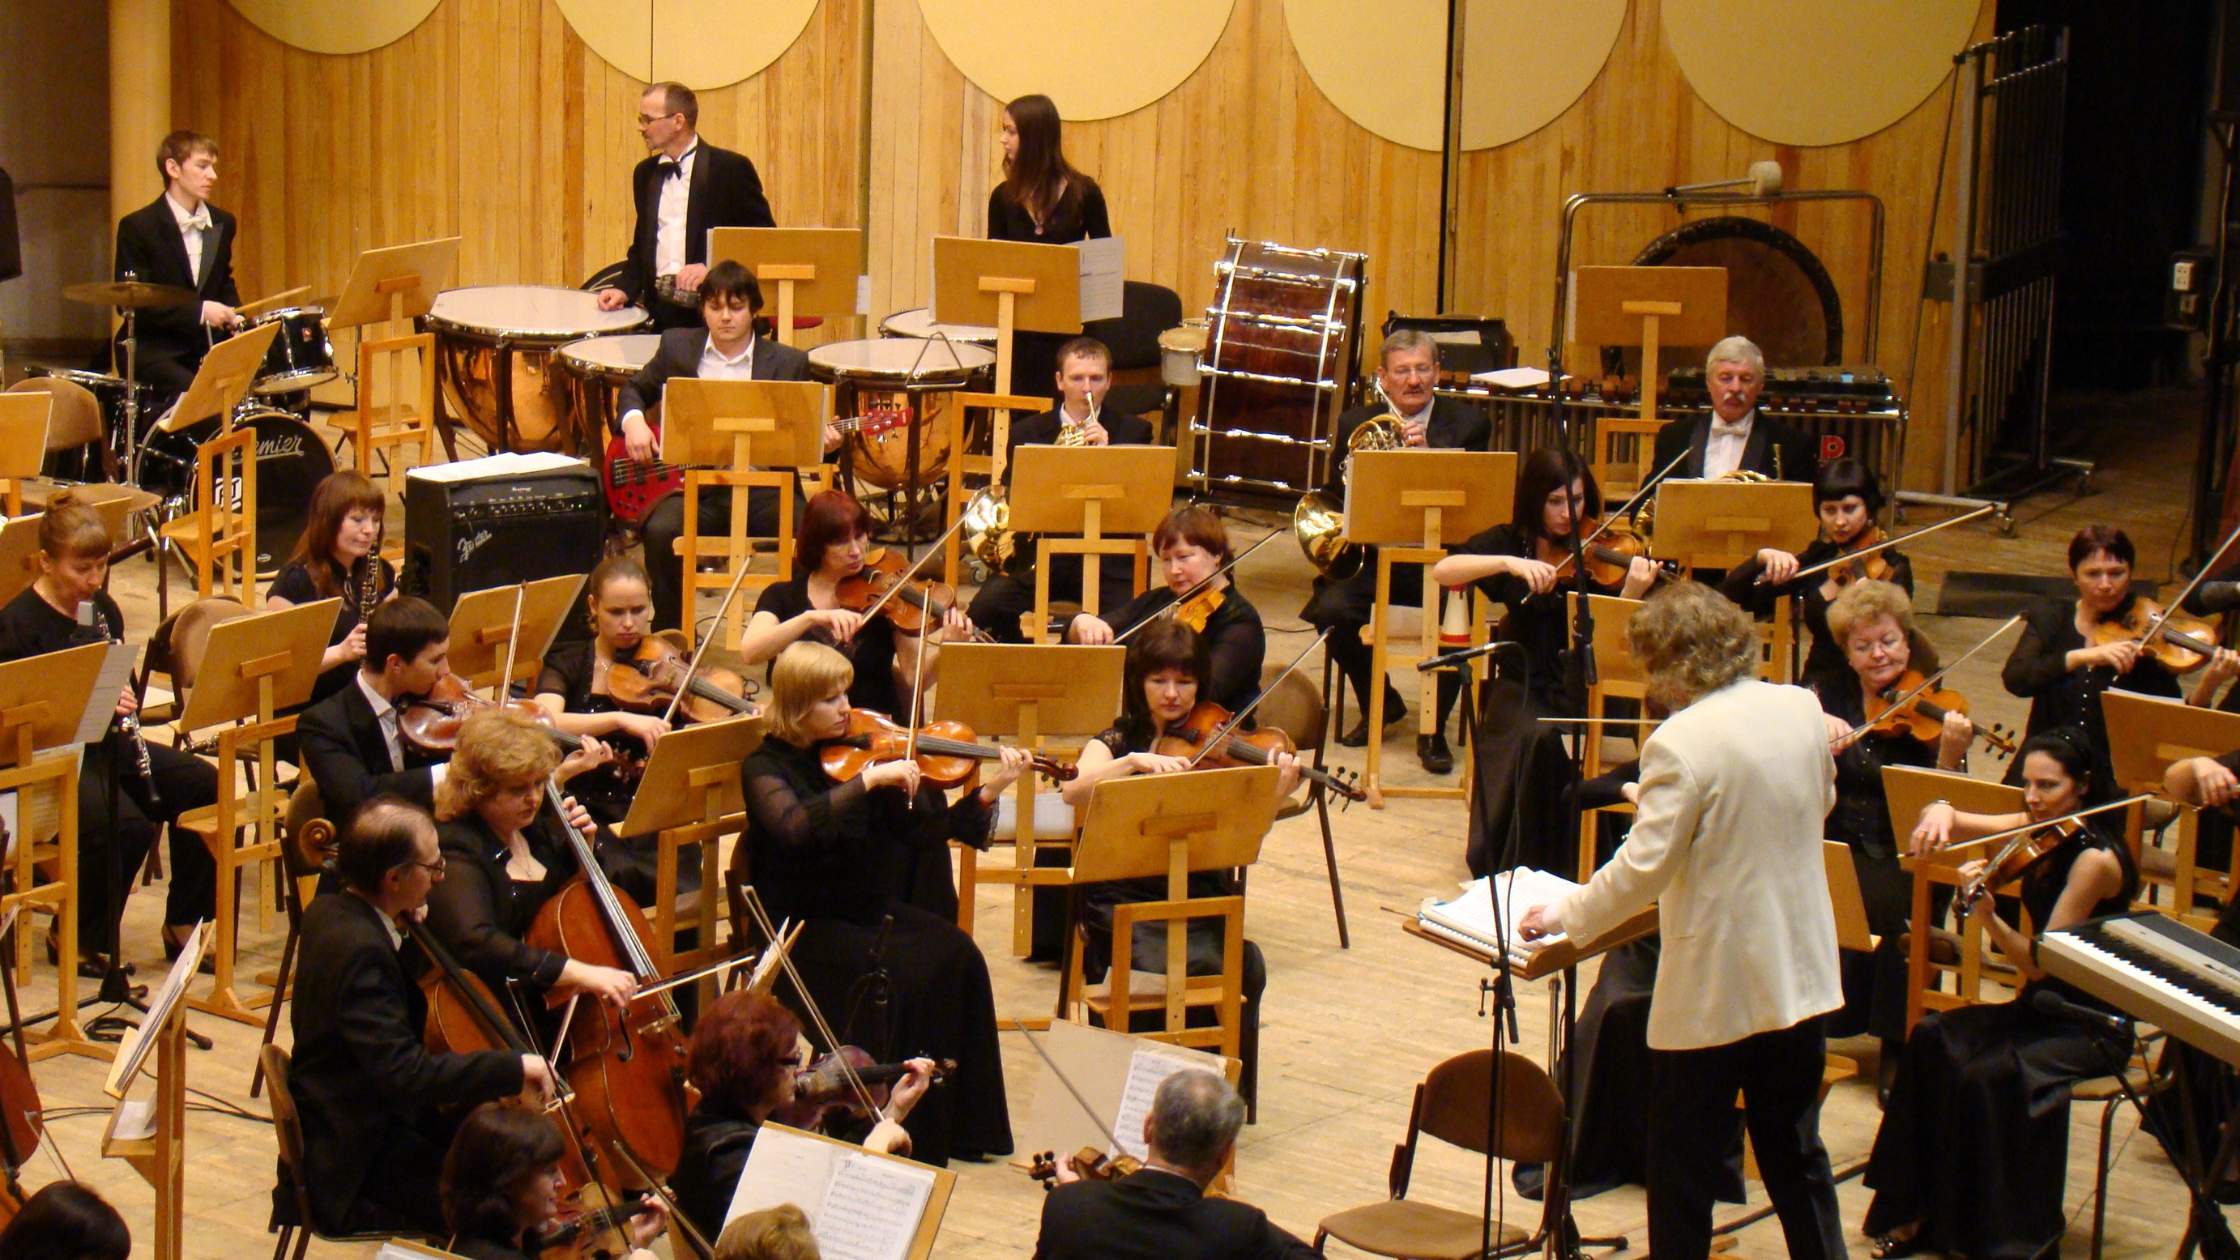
[640,486,794,632]
[1647,1016,1846,1260]
[1323,624,1462,731]
[78,738,220,936]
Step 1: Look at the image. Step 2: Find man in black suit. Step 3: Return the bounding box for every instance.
[111,130,243,395]
[615,261,821,632]
[1301,329,1490,772]
[595,81,775,332]
[965,336,1154,645]
[1034,1070,1313,1260]
[1648,335,1817,485]
[287,797,553,1237]
[297,597,452,827]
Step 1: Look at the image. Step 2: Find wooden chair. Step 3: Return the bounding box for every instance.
[330,330,436,497]
[1067,895,1248,1062]
[1571,593,1646,883]
[6,377,109,483]
[1253,660,1349,947]
[260,1043,394,1259]
[159,423,258,602]
[1884,768,2030,1032]
[1313,1048,1563,1259]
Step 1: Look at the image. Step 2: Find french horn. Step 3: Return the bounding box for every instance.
[1293,376,1411,580]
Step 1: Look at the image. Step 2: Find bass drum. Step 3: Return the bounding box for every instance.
[1195,237,1365,497]
[142,410,335,572]
[1623,216,1844,376]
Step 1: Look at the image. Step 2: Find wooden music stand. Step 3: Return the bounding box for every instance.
[0,643,107,1060]
[934,643,1124,958]
[158,320,278,434]
[327,236,461,332]
[2105,688,2240,923]
[1883,765,2026,1031]
[1569,592,1647,881]
[173,600,336,1024]
[446,575,586,699]
[0,515,38,610]
[101,922,208,1260]
[1008,445,1173,644]
[615,712,767,982]
[1344,449,1515,807]
[327,238,460,464]
[1024,1018,1240,1171]
[727,1121,957,1260]
[0,394,48,517]
[1063,766,1278,1051]
[663,378,830,651]
[1649,479,1817,571]
[709,227,864,348]
[1403,902,1661,983]
[1569,265,1727,422]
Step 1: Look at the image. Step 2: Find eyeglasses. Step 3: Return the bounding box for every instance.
[636,111,679,126]
[1845,633,1907,658]
[1385,364,1438,380]
[406,856,447,877]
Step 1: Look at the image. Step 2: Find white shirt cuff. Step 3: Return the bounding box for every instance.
[621,409,646,432]
[428,763,448,792]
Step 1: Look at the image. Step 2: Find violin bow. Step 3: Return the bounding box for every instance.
[1609,447,1695,526]
[606,1139,717,1260]
[1113,526,1281,645]
[660,553,761,728]
[1931,792,2156,855]
[2137,517,2240,654]
[1783,503,1998,584]
[495,583,527,703]
[854,511,971,626]
[1012,1020,1133,1159]
[1179,629,1331,771]
[734,886,883,1118]
[1834,613,2024,751]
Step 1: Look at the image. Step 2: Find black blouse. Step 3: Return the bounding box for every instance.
[0,583,123,661]
[1815,677,1943,859]
[1071,586,1265,713]
[753,574,901,716]
[270,557,396,705]
[426,810,581,996]
[737,736,994,925]
[670,1104,761,1244]
[987,177,1111,244]
[2019,820,2139,1010]
[1723,541,1914,686]
[534,641,639,825]
[1445,523,1619,711]
[2002,596,2180,780]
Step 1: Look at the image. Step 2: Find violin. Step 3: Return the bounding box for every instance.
[1028,1147,1145,1190]
[400,673,645,776]
[2089,596,2223,674]
[1865,670,2018,760]
[538,1194,659,1260]
[818,709,1076,789]
[602,635,758,725]
[1822,525,1896,589]
[1546,516,1678,590]
[835,547,957,637]
[773,1045,955,1132]
[1174,587,1226,634]
[1958,817,2085,916]
[1152,701,1366,803]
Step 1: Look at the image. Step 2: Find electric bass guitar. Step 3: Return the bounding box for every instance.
[603,404,911,523]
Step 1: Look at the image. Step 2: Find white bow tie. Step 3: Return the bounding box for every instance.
[1710,419,1750,439]
[183,210,212,233]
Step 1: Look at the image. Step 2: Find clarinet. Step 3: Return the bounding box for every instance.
[355,553,381,625]
[79,603,160,808]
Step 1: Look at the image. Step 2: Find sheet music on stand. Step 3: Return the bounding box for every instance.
[104,920,206,1098]
[1108,1045,1206,1162]
[74,642,137,748]
[726,1123,946,1260]
[1415,868,1584,963]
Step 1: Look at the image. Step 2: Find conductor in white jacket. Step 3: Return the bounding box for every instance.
[1520,582,1846,1259]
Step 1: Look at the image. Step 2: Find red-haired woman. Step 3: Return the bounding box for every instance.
[267,469,394,706]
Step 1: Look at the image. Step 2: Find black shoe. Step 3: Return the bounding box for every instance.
[1418,734,1454,774]
[1870,1230,1924,1259]
[1339,697,1407,747]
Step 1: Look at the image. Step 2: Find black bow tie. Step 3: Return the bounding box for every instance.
[661,160,685,181]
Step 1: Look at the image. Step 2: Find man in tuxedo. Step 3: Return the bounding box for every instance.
[297,596,452,826]
[1301,329,1489,771]
[616,261,821,632]
[111,130,243,395]
[966,336,1153,644]
[595,81,775,331]
[1520,582,1846,1260]
[1034,1070,1312,1260]
[287,797,554,1236]
[1648,335,1817,484]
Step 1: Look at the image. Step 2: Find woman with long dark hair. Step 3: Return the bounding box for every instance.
[988,93,1111,398]
[440,1104,666,1260]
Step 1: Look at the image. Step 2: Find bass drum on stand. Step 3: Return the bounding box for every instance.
[140,409,335,572]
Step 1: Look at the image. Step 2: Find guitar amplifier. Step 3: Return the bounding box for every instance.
[403,455,603,617]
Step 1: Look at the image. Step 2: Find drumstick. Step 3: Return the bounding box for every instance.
[235,286,313,320]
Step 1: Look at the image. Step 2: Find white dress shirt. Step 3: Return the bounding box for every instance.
[354,671,447,789]
[653,144,698,279]
[166,191,212,286]
[1702,409,1755,479]
[620,334,755,431]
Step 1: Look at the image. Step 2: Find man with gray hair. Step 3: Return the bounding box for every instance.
[1648,334,1816,483]
[1033,1069,1314,1259]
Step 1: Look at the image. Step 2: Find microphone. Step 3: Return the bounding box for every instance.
[1665,160,1784,198]
[2029,986,2130,1038]
[2191,580,2240,615]
[1417,640,1519,672]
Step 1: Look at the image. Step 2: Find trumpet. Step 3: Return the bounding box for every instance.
[1292,377,1411,580]
[1056,393,1099,447]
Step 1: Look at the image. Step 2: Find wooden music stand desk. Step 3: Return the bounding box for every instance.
[446,575,587,699]
[0,394,49,517]
[101,923,209,1260]
[1884,765,2027,1031]
[615,712,766,983]
[1063,767,1277,1052]
[1570,265,1727,423]
[934,643,1125,961]
[1024,1018,1240,1176]
[1008,445,1174,644]
[2105,688,2240,922]
[327,237,461,466]
[159,320,278,435]
[709,227,863,348]
[0,515,38,611]
[1344,449,1514,807]
[662,378,831,651]
[173,600,335,1024]
[0,642,108,1060]
[327,237,461,332]
[1650,478,1817,572]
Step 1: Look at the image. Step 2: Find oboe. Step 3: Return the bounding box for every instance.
[355,553,381,624]
[79,602,159,807]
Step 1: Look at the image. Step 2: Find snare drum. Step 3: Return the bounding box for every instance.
[807,338,995,492]
[877,307,999,346]
[425,285,647,455]
[1159,322,1208,387]
[141,409,335,571]
[246,306,337,394]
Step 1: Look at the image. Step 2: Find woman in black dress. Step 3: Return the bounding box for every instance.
[988,92,1111,394]
[423,708,638,1014]
[265,469,395,708]
[532,555,681,823]
[736,641,1025,1164]
[1429,447,1658,878]
[439,1104,667,1260]
[740,491,973,719]
[0,491,218,969]
[1063,505,1265,711]
[1722,457,1911,689]
[670,988,927,1241]
[1863,728,2139,1259]
[1813,579,1972,1077]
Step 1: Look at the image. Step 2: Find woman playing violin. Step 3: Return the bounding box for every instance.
[1064,505,1265,711]
[423,708,640,1019]
[1863,728,2138,1259]
[1812,580,1971,1077]
[736,641,1021,1164]
[267,470,396,708]
[1723,458,1908,688]
[531,556,675,824]
[670,989,930,1241]
[439,1102,669,1260]
[741,492,974,716]
[1428,447,1659,877]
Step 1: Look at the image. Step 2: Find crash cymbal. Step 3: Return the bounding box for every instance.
[62,279,199,309]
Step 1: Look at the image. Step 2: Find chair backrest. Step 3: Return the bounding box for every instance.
[1414,1048,1565,1165]
[189,425,258,601]
[6,377,103,451]
[146,596,253,694]
[262,1043,305,1170]
[1089,282,1184,371]
[1253,663,1326,755]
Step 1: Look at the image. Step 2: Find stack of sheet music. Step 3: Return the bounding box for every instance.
[1415,868,1583,962]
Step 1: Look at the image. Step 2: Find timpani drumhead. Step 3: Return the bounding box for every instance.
[427,285,648,342]
[877,306,999,345]
[559,333,664,381]
[1628,216,1843,372]
[809,337,996,384]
